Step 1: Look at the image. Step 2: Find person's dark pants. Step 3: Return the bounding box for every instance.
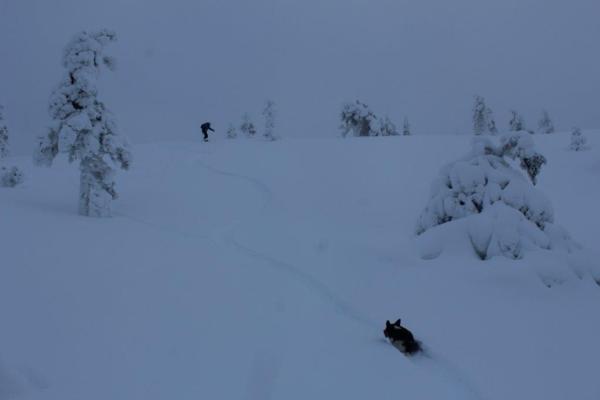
[202,130,209,141]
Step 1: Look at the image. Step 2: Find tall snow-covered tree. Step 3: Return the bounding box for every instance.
[569,127,588,151]
[0,105,9,159]
[402,117,411,136]
[509,110,526,132]
[240,113,257,137]
[262,100,277,141]
[34,30,131,217]
[473,96,497,135]
[226,123,238,139]
[538,110,555,134]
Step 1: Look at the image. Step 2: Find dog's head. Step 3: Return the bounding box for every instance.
[383,319,402,338]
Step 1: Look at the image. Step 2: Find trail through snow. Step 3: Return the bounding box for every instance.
[193,152,486,400]
[195,157,379,330]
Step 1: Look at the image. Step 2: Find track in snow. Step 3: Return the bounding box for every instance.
[194,157,380,331]
[195,155,487,400]
[117,152,485,400]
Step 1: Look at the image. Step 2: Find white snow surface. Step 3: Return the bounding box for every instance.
[1,132,600,400]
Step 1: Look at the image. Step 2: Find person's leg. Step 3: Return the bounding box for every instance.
[203,130,208,141]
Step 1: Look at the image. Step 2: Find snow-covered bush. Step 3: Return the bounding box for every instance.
[340,101,378,137]
[262,100,277,141]
[240,113,257,137]
[226,124,238,139]
[402,117,411,136]
[569,128,588,151]
[416,133,550,234]
[1,166,24,188]
[472,96,497,135]
[377,116,399,136]
[538,110,554,134]
[415,132,575,260]
[340,100,399,137]
[34,30,131,217]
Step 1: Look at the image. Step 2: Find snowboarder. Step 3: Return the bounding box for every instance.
[201,122,215,142]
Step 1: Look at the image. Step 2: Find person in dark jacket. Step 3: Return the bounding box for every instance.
[201,122,215,142]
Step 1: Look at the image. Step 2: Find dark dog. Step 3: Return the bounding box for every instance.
[383,319,422,355]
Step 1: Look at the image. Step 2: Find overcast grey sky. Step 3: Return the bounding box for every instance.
[1,0,599,152]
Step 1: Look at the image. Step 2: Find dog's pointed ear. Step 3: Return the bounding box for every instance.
[395,319,401,326]
[385,320,391,328]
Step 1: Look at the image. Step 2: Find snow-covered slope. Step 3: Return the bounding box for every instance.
[1,133,599,400]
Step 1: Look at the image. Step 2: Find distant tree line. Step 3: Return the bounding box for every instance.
[472,95,556,136]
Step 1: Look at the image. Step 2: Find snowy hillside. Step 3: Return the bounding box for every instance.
[1,133,599,400]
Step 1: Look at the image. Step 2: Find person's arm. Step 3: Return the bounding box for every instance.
[209,126,215,132]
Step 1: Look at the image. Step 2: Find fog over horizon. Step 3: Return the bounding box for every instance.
[1,0,599,153]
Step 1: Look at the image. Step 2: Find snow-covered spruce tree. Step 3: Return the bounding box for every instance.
[340,100,379,137]
[472,96,487,135]
[262,100,277,141]
[569,127,588,151]
[34,30,131,217]
[0,105,24,188]
[402,117,411,136]
[538,110,554,134]
[377,116,399,136]
[486,106,498,135]
[226,123,238,139]
[509,110,526,132]
[415,132,576,260]
[240,113,257,137]
[473,96,497,135]
[0,105,8,160]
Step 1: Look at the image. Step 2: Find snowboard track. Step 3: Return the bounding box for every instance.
[120,154,486,400]
[195,156,487,400]
[194,158,380,330]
